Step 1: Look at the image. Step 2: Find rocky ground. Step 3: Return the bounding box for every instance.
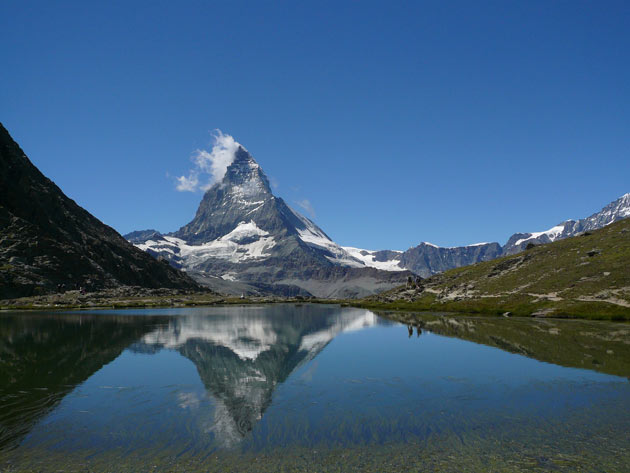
[0,286,300,311]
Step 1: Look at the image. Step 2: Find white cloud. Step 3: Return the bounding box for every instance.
[175,173,199,192]
[174,130,241,192]
[296,199,315,218]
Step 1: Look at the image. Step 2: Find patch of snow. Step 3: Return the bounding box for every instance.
[163,236,187,245]
[342,247,404,271]
[220,221,268,242]
[244,201,265,216]
[288,206,364,267]
[135,222,276,267]
[514,224,566,247]
[229,178,266,201]
[415,241,493,250]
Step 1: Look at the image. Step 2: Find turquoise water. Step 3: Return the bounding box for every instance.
[1,305,629,471]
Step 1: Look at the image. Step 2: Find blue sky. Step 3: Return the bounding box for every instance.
[2,1,629,250]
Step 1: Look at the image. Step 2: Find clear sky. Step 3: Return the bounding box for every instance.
[2,1,629,250]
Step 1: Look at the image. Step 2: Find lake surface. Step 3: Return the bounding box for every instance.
[1,304,629,472]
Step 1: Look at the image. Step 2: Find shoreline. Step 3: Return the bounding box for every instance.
[2,289,629,323]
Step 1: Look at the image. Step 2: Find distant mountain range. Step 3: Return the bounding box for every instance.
[3,121,626,300]
[0,124,199,298]
[368,216,630,319]
[130,136,630,286]
[342,192,630,277]
[126,144,409,298]
[128,136,628,286]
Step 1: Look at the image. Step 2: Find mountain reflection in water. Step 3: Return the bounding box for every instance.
[1,304,629,470]
[0,305,385,452]
[134,305,382,446]
[0,313,165,450]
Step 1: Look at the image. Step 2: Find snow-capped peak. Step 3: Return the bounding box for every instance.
[342,247,403,271]
[513,224,567,247]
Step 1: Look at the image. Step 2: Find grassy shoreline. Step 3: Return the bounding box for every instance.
[2,291,629,322]
[346,297,630,321]
[0,290,291,312]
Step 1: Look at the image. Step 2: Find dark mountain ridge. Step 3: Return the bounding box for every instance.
[0,123,199,299]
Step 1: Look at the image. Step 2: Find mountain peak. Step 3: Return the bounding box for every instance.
[172,143,278,243]
[219,146,271,195]
[616,192,630,205]
[130,135,410,297]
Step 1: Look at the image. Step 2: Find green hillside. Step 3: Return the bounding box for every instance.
[362,218,630,320]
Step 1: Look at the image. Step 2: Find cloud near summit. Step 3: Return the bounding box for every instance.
[175,130,240,192]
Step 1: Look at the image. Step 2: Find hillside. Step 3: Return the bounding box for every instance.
[0,124,200,299]
[364,218,630,319]
[344,193,630,277]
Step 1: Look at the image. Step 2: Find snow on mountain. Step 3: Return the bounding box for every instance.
[342,247,404,271]
[575,192,630,229]
[418,241,492,249]
[289,208,364,267]
[126,136,408,297]
[512,225,566,247]
[136,221,277,267]
[503,192,630,254]
[128,131,630,288]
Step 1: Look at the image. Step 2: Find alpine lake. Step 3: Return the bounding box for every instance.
[1,304,629,472]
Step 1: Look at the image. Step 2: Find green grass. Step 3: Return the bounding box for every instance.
[358,219,630,320]
[0,292,287,311]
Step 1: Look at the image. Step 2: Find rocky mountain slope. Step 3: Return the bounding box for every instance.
[365,217,630,319]
[0,124,199,299]
[128,143,409,298]
[345,193,630,277]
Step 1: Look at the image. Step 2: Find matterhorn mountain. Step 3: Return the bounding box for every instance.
[342,192,630,277]
[127,143,409,298]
